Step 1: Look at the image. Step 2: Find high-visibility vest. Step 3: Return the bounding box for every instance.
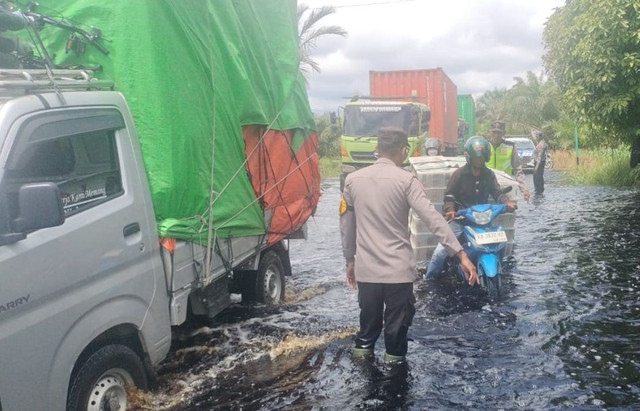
[487,142,514,175]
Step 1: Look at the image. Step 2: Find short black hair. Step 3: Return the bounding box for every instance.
[377,126,408,152]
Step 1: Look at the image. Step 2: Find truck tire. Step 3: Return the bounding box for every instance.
[242,250,285,304]
[67,344,148,411]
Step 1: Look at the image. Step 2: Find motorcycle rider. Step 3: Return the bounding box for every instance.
[487,120,530,202]
[425,136,517,280]
[424,137,442,156]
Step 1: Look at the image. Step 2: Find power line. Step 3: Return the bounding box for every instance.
[312,0,418,10]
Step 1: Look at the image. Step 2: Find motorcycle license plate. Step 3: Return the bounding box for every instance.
[474,230,508,245]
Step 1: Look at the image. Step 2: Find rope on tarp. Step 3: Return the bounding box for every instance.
[183,7,318,282]
[197,66,317,242]
[203,5,217,286]
[211,152,317,236]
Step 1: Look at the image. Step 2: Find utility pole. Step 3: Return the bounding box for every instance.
[574,123,580,166]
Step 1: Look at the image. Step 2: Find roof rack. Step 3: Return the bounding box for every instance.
[0,69,113,92]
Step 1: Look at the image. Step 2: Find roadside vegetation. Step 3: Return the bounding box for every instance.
[318,157,340,178]
[309,1,640,185]
[315,112,341,178]
[551,148,640,187]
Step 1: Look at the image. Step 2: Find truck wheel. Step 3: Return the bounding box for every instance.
[242,251,285,304]
[67,344,148,411]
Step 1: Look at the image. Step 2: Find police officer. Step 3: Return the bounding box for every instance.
[340,126,478,364]
[486,120,530,202]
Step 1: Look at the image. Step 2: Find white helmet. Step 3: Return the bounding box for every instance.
[424,137,442,156]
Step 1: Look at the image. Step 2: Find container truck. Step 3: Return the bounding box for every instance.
[369,68,458,154]
[339,98,430,190]
[0,1,319,410]
[338,68,457,189]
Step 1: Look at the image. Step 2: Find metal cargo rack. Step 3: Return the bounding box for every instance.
[0,69,113,95]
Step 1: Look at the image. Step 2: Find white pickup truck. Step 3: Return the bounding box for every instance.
[0,70,298,410]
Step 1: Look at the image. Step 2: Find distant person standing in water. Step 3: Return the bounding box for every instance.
[532,129,549,195]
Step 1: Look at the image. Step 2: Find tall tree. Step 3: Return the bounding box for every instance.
[297,4,346,77]
[475,88,508,131]
[506,71,560,130]
[543,0,640,144]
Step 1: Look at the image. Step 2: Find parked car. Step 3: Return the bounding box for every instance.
[505,136,536,173]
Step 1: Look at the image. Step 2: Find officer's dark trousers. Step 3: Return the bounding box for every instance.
[355,282,415,357]
[533,160,545,194]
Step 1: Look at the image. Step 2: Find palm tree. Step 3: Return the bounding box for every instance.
[297,4,346,78]
[476,88,508,131]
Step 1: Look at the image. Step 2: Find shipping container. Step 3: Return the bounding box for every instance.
[370,68,458,154]
[457,94,476,153]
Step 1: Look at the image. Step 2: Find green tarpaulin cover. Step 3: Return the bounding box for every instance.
[27,0,316,240]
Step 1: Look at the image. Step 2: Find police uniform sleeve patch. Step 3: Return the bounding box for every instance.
[339,196,353,215]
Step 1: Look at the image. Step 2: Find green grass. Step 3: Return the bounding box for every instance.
[318,156,341,178]
[566,147,640,186]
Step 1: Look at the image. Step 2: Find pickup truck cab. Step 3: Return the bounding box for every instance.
[0,70,292,410]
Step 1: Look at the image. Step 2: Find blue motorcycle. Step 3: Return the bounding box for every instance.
[445,188,513,300]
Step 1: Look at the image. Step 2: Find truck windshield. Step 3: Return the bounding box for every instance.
[343,104,414,137]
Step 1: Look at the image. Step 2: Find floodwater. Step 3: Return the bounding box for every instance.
[137,171,640,410]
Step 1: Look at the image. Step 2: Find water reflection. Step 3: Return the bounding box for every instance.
[137,173,640,409]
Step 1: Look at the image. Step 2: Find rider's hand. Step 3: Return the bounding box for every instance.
[444,210,456,221]
[346,261,356,289]
[457,251,479,286]
[506,201,517,212]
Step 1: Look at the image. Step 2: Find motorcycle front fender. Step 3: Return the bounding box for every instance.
[478,253,500,278]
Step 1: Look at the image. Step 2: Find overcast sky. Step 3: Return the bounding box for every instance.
[300,0,565,114]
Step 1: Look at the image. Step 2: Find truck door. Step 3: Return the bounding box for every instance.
[0,107,162,408]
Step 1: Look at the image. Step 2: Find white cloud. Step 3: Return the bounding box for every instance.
[299,0,564,113]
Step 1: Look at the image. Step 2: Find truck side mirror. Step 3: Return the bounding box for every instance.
[13,183,65,232]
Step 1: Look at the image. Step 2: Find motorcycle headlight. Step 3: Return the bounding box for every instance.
[471,209,492,225]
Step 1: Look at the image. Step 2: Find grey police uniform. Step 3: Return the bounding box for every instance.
[340,157,462,281]
[340,157,462,357]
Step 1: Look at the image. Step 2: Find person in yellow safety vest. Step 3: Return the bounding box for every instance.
[486,120,530,202]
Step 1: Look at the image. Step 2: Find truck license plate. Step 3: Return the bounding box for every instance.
[475,230,507,245]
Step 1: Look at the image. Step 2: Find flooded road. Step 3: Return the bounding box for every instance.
[141,171,640,410]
